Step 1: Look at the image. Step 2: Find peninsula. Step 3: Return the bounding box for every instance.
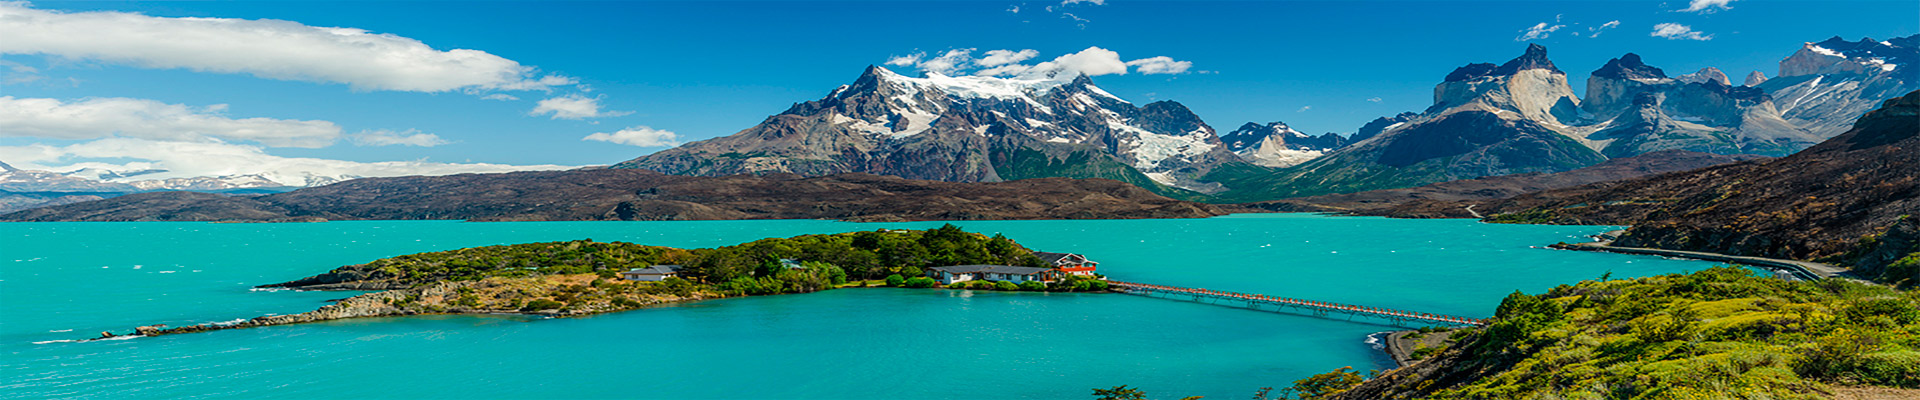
[98,225,1111,339]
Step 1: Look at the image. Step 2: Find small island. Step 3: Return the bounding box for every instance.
[104,224,1113,339]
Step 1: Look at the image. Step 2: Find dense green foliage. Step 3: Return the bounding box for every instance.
[1417,267,1920,399]
[989,147,1202,200]
[342,224,1044,289]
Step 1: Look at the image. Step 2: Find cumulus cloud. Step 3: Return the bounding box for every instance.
[0,138,573,186]
[1678,0,1735,13]
[349,129,448,147]
[1516,22,1565,41]
[1589,20,1621,38]
[530,94,628,120]
[581,126,679,147]
[0,2,571,93]
[918,49,976,75]
[1651,23,1713,41]
[0,96,340,147]
[896,47,1192,82]
[978,49,1039,67]
[1124,56,1192,74]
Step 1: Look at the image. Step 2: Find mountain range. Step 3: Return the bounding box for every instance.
[613,35,1916,202]
[0,170,1226,222]
[2,34,1912,214]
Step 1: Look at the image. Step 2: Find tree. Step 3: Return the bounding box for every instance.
[885,274,906,286]
[1289,367,1364,399]
[1091,385,1147,400]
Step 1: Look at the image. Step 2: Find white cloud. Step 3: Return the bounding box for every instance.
[919,49,975,75]
[1124,56,1191,74]
[1678,0,1735,13]
[0,96,340,147]
[885,53,923,67]
[530,94,628,120]
[1366,97,1383,103]
[1589,20,1621,38]
[1297,106,1311,112]
[0,138,573,186]
[349,129,448,147]
[480,94,519,101]
[0,2,571,93]
[898,47,1193,82]
[1651,23,1713,41]
[978,49,1039,67]
[1516,22,1565,41]
[582,126,679,147]
[1006,5,1020,13]
[1060,0,1105,5]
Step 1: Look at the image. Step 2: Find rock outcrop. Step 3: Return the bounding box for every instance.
[1218,121,1351,168]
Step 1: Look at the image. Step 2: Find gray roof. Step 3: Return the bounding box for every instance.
[927,265,1055,276]
[1033,252,1078,264]
[623,265,682,275]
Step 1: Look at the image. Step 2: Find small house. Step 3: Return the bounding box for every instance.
[1033,252,1098,276]
[925,265,1061,285]
[620,265,682,281]
[778,258,806,270]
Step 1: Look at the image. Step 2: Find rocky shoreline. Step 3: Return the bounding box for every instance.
[90,275,725,341]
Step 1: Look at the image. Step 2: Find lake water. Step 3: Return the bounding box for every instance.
[0,214,1724,399]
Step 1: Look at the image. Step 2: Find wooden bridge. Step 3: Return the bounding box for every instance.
[1107,281,1488,327]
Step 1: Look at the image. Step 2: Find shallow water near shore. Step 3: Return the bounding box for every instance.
[1,214,1725,399]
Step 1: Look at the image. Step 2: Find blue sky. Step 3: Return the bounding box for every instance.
[0,0,1914,182]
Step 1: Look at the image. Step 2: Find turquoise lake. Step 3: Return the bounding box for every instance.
[0,214,1727,399]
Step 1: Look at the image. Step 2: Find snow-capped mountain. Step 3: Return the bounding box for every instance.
[1218,122,1350,168]
[616,66,1241,192]
[1757,35,1918,138]
[1580,53,1817,157]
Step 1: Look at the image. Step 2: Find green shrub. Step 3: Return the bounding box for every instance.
[946,282,966,289]
[966,280,996,290]
[903,277,937,288]
[1019,281,1046,291]
[884,274,906,286]
[994,281,1020,291]
[520,299,564,311]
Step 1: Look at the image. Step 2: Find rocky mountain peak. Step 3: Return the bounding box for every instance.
[1744,71,1768,86]
[1677,67,1732,86]
[1352,112,1416,143]
[1495,43,1563,76]
[1443,44,1563,82]
[1592,53,1669,80]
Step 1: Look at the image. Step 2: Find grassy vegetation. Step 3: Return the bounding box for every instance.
[1362,267,1919,399]
[336,224,1086,299]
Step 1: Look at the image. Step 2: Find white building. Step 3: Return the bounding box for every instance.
[620,265,682,281]
[924,265,1060,285]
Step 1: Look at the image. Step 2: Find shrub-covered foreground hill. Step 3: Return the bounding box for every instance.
[1324,267,1920,399]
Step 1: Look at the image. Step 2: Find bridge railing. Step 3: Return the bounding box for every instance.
[1107,281,1487,327]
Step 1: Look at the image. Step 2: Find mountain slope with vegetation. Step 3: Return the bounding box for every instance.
[2,170,1225,222]
[1463,91,1919,283]
[1325,267,1920,400]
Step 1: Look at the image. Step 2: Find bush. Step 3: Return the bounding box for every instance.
[947,282,967,289]
[903,277,937,288]
[1019,281,1046,291]
[995,281,1020,291]
[885,274,906,286]
[520,299,564,311]
[966,280,997,290]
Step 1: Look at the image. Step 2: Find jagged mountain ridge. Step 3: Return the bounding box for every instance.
[1217,121,1350,168]
[1208,36,1903,202]
[1759,35,1920,139]
[615,67,1242,193]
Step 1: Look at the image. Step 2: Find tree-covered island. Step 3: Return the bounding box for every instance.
[106,224,1111,338]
